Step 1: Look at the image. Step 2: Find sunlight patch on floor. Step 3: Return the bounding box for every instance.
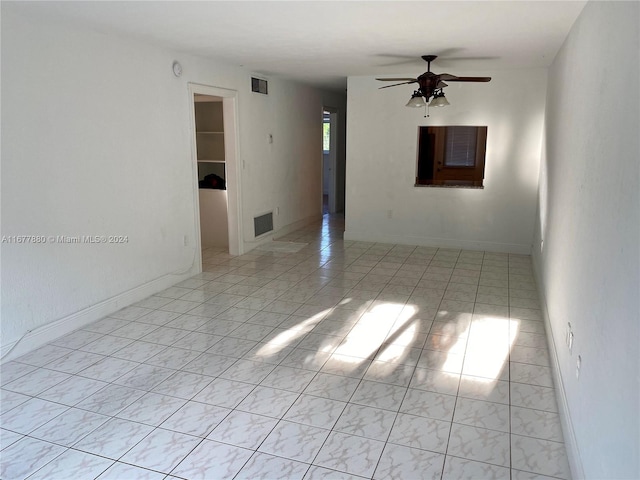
[448,316,520,383]
[333,302,407,359]
[255,308,331,356]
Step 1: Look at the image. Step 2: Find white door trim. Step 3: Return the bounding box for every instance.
[188,83,244,260]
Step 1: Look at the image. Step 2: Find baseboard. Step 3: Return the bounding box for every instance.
[531,257,585,480]
[243,213,323,253]
[0,270,196,363]
[344,229,531,255]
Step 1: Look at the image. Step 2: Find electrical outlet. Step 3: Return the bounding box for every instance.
[276,207,280,215]
[183,235,189,246]
[387,209,393,219]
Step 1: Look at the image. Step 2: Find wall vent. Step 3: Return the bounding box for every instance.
[251,77,268,95]
[254,212,274,237]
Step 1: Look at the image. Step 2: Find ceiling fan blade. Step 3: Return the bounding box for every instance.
[440,74,491,82]
[376,78,418,82]
[436,81,448,89]
[378,81,418,89]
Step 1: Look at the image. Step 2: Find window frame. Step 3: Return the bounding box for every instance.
[415,125,488,188]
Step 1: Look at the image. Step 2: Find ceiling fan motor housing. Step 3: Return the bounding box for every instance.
[417,72,441,100]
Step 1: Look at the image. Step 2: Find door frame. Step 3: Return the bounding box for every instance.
[188,83,244,264]
[322,106,339,214]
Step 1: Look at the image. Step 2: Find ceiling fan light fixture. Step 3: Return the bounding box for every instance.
[429,92,450,108]
[406,91,426,108]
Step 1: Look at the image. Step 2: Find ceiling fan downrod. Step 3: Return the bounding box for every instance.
[421,55,438,73]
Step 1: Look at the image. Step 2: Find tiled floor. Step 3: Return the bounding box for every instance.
[1,214,571,480]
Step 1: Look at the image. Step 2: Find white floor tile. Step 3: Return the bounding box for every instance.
[453,397,510,432]
[160,401,230,437]
[30,407,108,446]
[284,394,347,429]
[0,429,23,451]
[374,443,445,480]
[170,439,252,479]
[120,428,200,473]
[97,462,165,480]
[0,216,571,480]
[400,388,456,421]
[388,412,451,453]
[236,386,299,418]
[27,449,113,480]
[314,431,385,478]
[3,367,70,396]
[152,371,214,399]
[511,406,564,442]
[207,410,278,449]
[447,423,510,467]
[258,420,330,463]
[74,417,154,459]
[350,380,406,411]
[236,452,309,480]
[303,465,367,479]
[76,384,146,416]
[442,455,510,479]
[193,378,255,408]
[511,435,571,479]
[333,403,396,440]
[0,398,69,434]
[0,437,66,480]
[115,392,186,425]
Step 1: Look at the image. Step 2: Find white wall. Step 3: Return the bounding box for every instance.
[533,2,639,478]
[239,78,326,242]
[345,69,547,253]
[0,6,344,355]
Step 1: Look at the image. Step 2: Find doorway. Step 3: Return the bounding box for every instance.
[188,83,243,270]
[195,94,228,254]
[322,108,338,214]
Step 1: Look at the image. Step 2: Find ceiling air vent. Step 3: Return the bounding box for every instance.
[251,77,268,95]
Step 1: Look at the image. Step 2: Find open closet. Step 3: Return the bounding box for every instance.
[194,94,229,249]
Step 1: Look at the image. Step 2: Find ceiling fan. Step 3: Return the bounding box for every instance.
[376,55,491,108]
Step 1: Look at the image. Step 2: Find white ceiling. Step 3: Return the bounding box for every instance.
[8,1,587,91]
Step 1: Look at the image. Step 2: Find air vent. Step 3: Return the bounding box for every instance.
[251,77,268,95]
[254,212,274,237]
